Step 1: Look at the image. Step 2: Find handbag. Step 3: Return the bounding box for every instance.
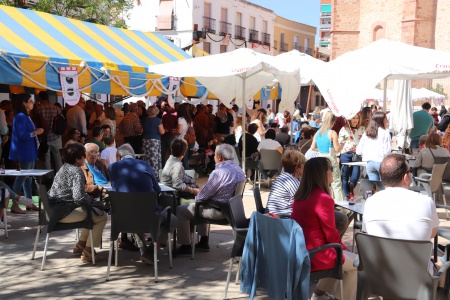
[352,152,362,162]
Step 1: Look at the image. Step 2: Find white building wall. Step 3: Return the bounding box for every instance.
[126,0,275,55]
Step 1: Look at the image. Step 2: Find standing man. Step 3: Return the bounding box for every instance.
[119,103,143,153]
[37,91,63,171]
[66,96,87,136]
[109,144,177,264]
[409,102,434,149]
[175,144,245,255]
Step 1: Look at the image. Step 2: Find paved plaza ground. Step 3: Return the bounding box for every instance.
[1,178,449,300]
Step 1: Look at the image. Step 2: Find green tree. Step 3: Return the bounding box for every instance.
[0,0,136,28]
[427,83,448,98]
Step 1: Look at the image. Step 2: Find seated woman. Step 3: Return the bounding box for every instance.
[160,138,199,199]
[65,128,81,147]
[298,127,316,155]
[415,132,450,176]
[291,157,356,300]
[81,143,109,197]
[48,143,107,263]
[265,150,305,217]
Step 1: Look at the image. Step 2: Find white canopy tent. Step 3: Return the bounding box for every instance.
[314,40,450,146]
[148,48,303,170]
[411,88,446,101]
[314,39,450,119]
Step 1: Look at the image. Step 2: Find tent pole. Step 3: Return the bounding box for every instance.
[242,76,246,172]
[383,77,388,113]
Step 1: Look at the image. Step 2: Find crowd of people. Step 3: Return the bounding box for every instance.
[1,91,449,299]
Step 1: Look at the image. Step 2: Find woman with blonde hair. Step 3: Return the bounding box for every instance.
[250,108,267,142]
[233,114,243,142]
[311,111,344,202]
[415,132,450,175]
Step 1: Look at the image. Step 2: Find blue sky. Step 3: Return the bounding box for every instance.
[249,0,321,28]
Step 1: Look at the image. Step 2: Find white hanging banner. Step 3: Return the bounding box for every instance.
[59,67,80,106]
[167,77,180,107]
[246,96,254,110]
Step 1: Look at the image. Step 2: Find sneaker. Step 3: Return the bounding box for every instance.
[195,240,210,252]
[311,292,334,300]
[139,252,154,265]
[174,245,192,256]
[17,196,33,206]
[0,221,11,229]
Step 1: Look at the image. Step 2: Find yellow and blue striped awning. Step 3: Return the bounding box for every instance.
[0,5,191,95]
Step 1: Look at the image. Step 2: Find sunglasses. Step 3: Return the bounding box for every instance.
[89,150,100,155]
[405,167,413,175]
[74,131,81,135]
[329,166,334,172]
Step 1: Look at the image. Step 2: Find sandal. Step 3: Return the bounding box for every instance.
[26,204,39,211]
[72,243,85,254]
[81,249,103,263]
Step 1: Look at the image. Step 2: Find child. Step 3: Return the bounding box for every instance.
[100,134,117,167]
[418,134,428,152]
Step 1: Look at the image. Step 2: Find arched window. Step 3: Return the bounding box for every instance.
[373,25,385,41]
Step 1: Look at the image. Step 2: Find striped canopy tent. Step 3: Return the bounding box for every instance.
[0,5,190,98]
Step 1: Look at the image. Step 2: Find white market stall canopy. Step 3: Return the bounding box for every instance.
[313,39,450,118]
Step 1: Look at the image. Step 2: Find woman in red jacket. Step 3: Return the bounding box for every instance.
[291,157,357,300]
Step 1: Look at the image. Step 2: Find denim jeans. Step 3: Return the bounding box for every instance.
[340,152,361,197]
[12,161,35,199]
[366,160,381,181]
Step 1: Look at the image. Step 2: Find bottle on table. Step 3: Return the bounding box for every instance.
[348,183,355,205]
[16,158,21,171]
[372,182,377,195]
[0,158,4,174]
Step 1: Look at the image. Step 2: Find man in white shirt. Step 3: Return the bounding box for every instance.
[363,154,439,241]
[257,129,283,186]
[66,96,87,135]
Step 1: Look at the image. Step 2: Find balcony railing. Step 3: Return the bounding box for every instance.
[274,40,278,50]
[320,24,331,31]
[321,12,331,17]
[203,16,216,34]
[261,32,270,46]
[219,21,231,36]
[280,42,288,52]
[320,37,330,42]
[293,44,302,52]
[235,25,246,40]
[249,29,259,43]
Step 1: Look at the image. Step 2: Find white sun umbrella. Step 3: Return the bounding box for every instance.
[148,48,301,170]
[313,39,450,119]
[390,80,413,150]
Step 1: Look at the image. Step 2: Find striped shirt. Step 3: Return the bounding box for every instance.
[196,160,245,203]
[265,172,300,215]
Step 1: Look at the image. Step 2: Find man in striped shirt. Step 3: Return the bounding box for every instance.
[265,151,304,217]
[175,144,245,255]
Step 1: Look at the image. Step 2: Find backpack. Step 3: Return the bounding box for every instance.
[52,112,67,135]
[184,124,196,146]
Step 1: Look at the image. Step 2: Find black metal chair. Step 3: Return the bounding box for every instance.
[31,184,95,270]
[355,232,450,300]
[191,181,246,260]
[252,186,265,214]
[223,195,248,300]
[309,244,344,300]
[106,191,172,282]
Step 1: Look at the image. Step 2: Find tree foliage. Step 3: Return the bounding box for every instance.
[428,83,448,98]
[0,0,135,28]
